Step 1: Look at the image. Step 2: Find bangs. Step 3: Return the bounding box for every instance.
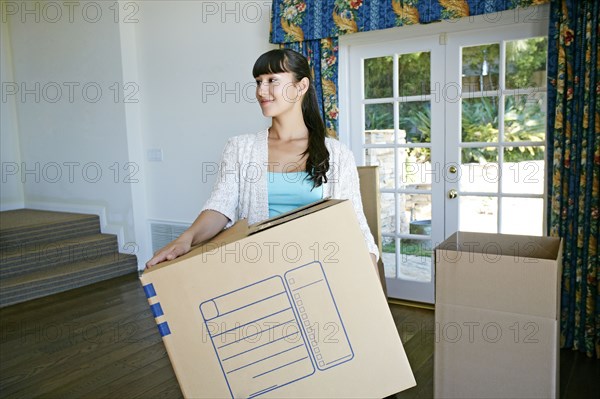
[252,50,290,78]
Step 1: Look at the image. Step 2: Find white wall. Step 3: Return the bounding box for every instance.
[3,1,134,247]
[1,1,275,267]
[1,17,24,210]
[137,1,274,223]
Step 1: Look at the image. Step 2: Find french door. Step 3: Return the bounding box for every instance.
[344,16,548,303]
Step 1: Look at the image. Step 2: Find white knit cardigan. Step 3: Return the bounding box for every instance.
[201,129,379,260]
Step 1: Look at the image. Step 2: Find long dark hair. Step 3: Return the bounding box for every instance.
[252,48,329,188]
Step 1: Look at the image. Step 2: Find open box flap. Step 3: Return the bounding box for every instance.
[143,199,346,274]
[436,231,562,260]
[248,198,345,235]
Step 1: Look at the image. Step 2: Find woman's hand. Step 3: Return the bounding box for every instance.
[145,235,193,269]
[144,210,229,269]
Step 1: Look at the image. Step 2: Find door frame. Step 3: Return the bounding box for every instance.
[338,4,549,303]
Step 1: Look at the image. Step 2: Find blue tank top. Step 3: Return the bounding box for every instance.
[267,171,323,218]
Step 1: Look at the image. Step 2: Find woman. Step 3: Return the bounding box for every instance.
[146,49,379,274]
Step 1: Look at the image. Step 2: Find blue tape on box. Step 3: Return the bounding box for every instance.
[143,283,157,299]
[150,302,164,318]
[157,321,171,337]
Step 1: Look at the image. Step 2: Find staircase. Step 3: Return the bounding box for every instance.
[0,209,138,308]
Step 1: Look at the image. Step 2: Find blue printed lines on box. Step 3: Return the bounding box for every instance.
[200,276,315,399]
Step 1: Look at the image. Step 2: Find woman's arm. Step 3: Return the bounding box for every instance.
[145,210,229,268]
[146,137,242,268]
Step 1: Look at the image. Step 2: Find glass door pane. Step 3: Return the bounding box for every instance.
[353,36,444,304]
[454,36,547,235]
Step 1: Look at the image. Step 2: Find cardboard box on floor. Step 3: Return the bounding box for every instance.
[141,199,416,398]
[434,231,562,399]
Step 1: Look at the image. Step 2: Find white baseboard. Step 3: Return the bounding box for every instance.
[0,201,25,211]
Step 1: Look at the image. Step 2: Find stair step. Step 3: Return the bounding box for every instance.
[0,209,100,247]
[0,253,138,308]
[0,234,119,278]
[0,208,139,308]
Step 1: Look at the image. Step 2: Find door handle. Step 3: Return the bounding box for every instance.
[447,189,458,199]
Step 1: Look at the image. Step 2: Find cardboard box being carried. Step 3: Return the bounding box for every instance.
[141,199,416,398]
[434,231,562,399]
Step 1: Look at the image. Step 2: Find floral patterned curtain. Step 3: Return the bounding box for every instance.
[547,0,599,359]
[270,0,549,137]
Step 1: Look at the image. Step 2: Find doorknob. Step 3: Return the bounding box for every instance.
[447,189,458,199]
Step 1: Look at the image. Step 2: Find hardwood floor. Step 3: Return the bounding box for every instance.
[0,273,597,398]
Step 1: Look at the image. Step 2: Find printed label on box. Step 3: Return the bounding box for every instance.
[284,262,354,370]
[199,261,352,398]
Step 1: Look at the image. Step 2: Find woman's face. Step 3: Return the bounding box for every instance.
[255,72,304,118]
